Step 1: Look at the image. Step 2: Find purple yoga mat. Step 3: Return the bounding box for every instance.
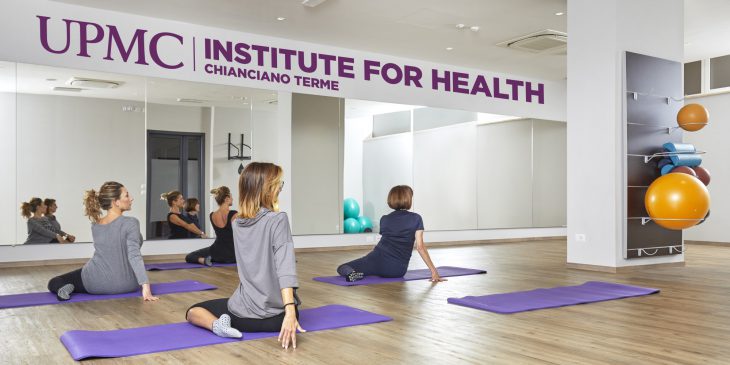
[0,280,216,310]
[447,281,660,314]
[61,304,392,360]
[313,266,486,286]
[145,262,237,271]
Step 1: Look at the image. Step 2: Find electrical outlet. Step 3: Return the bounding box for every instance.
[575,233,587,242]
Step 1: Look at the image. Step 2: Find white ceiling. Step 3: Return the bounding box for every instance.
[52,0,730,80]
[54,0,569,80]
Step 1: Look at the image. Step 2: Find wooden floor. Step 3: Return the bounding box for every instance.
[2,239,730,364]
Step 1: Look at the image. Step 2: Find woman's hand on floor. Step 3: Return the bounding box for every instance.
[430,273,447,283]
[142,283,159,301]
[278,311,306,349]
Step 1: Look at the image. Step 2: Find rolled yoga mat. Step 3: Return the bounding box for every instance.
[61,304,392,360]
[0,280,216,309]
[447,281,659,314]
[145,262,237,271]
[313,266,486,286]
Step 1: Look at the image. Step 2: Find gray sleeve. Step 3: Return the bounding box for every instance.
[123,218,149,285]
[271,213,298,289]
[28,220,57,239]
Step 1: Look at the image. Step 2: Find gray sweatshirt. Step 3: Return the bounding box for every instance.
[24,217,58,244]
[81,216,149,294]
[227,208,299,319]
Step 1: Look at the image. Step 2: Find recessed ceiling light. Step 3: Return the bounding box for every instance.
[455,24,465,29]
[446,47,454,51]
[276,17,286,21]
[45,78,57,82]
[470,26,480,32]
[555,12,565,16]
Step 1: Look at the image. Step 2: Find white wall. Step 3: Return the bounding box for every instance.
[0,92,16,244]
[15,93,146,244]
[343,116,373,206]
[211,106,251,206]
[567,0,684,267]
[683,93,730,243]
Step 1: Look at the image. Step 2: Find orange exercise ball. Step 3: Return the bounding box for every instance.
[677,103,709,132]
[645,173,710,230]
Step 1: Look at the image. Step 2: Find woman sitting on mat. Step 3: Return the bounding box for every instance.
[187,162,304,349]
[21,197,68,244]
[47,181,158,302]
[184,187,238,266]
[44,198,76,243]
[336,185,445,283]
[183,197,203,238]
[162,190,206,239]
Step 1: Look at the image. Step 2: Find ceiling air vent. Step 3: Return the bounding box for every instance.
[52,86,83,92]
[67,77,122,89]
[496,29,567,54]
[176,98,207,103]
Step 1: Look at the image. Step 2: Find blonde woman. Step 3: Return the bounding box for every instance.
[161,190,206,239]
[46,182,157,302]
[186,163,304,349]
[185,187,238,266]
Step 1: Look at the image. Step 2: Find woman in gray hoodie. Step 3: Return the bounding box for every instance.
[187,162,304,350]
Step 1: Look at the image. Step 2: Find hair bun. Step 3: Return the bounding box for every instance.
[160,193,168,200]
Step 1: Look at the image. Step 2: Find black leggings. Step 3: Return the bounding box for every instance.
[47,268,88,294]
[185,247,211,264]
[185,247,236,264]
[187,298,299,332]
[337,252,407,278]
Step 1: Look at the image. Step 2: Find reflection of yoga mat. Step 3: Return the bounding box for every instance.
[61,304,391,360]
[0,280,216,309]
[447,281,659,314]
[145,262,237,271]
[313,266,486,286]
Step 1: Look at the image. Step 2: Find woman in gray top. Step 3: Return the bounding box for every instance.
[46,181,158,302]
[21,197,68,244]
[44,198,76,243]
[187,162,304,349]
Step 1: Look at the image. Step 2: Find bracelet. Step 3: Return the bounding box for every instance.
[283,303,296,308]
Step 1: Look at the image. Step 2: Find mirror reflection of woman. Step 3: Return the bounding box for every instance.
[186,163,304,349]
[44,198,75,243]
[162,190,207,239]
[47,181,158,302]
[185,187,238,266]
[183,198,202,238]
[21,197,67,244]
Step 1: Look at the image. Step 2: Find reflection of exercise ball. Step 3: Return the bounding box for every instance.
[691,166,711,186]
[645,173,710,230]
[677,103,709,132]
[357,216,373,233]
[670,166,697,178]
[344,218,361,233]
[343,198,360,219]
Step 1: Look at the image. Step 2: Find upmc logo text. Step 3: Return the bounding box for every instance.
[37,15,185,69]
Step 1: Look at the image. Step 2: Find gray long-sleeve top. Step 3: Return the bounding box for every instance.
[24,217,58,244]
[80,216,149,294]
[228,208,299,319]
[46,215,68,236]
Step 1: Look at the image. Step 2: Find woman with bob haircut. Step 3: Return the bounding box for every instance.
[46,181,157,302]
[186,162,304,349]
[335,185,445,283]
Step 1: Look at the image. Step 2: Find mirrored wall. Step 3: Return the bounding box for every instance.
[0,60,566,247]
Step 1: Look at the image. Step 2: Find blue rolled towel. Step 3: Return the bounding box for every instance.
[670,153,702,167]
[662,142,696,153]
[660,164,675,175]
[657,158,673,169]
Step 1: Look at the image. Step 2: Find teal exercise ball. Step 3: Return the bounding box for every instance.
[357,216,373,233]
[343,198,360,219]
[344,218,361,234]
